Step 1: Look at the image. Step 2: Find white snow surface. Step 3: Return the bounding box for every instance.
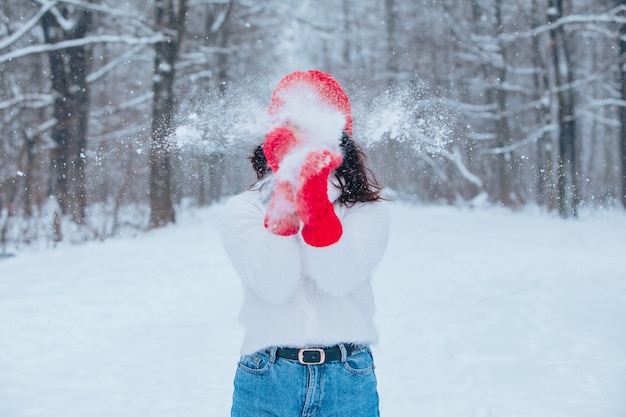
[1,202,625,417]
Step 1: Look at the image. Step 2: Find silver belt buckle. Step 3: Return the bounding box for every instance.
[298,348,325,365]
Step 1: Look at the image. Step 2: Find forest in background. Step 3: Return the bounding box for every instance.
[1,0,626,249]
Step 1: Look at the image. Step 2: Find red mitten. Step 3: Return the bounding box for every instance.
[264,180,300,236]
[263,127,299,172]
[296,149,344,247]
[262,126,301,236]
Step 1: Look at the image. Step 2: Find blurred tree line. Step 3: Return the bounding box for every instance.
[1,0,625,248]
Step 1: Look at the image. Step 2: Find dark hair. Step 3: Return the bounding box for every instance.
[249,131,383,205]
[250,143,272,180]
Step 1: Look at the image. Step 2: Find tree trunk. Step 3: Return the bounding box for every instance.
[21,131,36,220]
[548,0,578,218]
[342,0,352,64]
[149,0,188,228]
[201,0,232,206]
[206,0,232,96]
[620,0,626,208]
[383,0,401,191]
[384,0,399,86]
[531,0,556,210]
[493,0,517,207]
[41,7,92,225]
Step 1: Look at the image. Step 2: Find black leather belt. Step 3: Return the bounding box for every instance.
[275,344,360,365]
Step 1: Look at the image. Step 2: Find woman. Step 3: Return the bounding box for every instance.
[220,70,389,417]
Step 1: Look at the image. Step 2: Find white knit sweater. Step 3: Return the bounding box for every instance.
[220,183,390,355]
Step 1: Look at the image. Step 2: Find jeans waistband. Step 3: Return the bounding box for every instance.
[273,343,363,365]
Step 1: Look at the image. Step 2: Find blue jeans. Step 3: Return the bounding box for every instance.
[231,344,380,417]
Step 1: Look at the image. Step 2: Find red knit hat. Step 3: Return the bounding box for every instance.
[268,70,353,136]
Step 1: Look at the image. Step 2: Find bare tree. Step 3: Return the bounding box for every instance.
[547,0,579,218]
[200,0,232,205]
[492,0,518,207]
[620,0,626,208]
[149,0,188,228]
[41,5,93,224]
[531,0,556,210]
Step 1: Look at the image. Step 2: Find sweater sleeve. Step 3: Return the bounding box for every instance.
[220,190,302,304]
[300,201,390,297]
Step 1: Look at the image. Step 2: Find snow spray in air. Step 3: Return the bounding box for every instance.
[169,77,459,158]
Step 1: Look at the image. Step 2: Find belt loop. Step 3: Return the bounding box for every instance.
[338,343,348,362]
[269,346,278,363]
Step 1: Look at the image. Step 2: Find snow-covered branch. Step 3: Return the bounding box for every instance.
[86,44,148,84]
[25,118,58,143]
[0,1,58,51]
[6,92,154,143]
[47,3,77,32]
[0,0,159,55]
[177,46,231,70]
[588,98,626,108]
[499,6,626,43]
[90,92,153,118]
[0,94,54,111]
[53,0,157,35]
[481,124,557,155]
[207,0,233,33]
[188,0,232,7]
[0,34,166,64]
[433,147,483,188]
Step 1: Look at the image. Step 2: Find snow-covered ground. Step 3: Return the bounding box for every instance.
[1,202,625,417]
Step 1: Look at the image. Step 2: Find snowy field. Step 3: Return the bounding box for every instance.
[1,201,625,417]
